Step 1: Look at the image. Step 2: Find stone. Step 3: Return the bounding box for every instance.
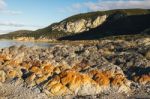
[0,70,6,82]
[52,15,107,33]
[0,38,149,97]
[92,15,107,28]
[134,74,150,85]
[7,70,17,79]
[25,73,36,87]
[89,70,110,86]
[30,66,42,76]
[145,49,150,60]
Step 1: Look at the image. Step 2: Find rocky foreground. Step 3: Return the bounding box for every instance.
[0,38,150,99]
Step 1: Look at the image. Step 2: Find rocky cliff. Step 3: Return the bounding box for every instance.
[52,15,107,33]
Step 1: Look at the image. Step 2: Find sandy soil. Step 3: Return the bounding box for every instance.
[0,82,150,99]
[0,80,48,99]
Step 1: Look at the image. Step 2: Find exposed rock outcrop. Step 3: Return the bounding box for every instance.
[15,37,35,41]
[52,15,107,33]
[0,38,150,98]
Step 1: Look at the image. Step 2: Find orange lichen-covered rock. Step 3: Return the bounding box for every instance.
[0,56,4,62]
[44,76,61,91]
[103,70,113,78]
[42,65,55,74]
[59,70,82,93]
[88,69,131,93]
[50,83,72,96]
[30,66,42,76]
[0,54,11,61]
[139,74,150,84]
[111,74,131,93]
[60,70,101,95]
[53,67,61,74]
[78,74,101,95]
[8,60,20,67]
[0,45,140,97]
[134,74,150,85]
[68,74,82,93]
[111,74,125,86]
[50,83,63,94]
[89,70,110,86]
[7,70,17,79]
[44,70,101,96]
[60,70,77,85]
[43,76,72,96]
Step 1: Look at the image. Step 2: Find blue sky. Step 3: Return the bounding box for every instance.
[0,0,150,34]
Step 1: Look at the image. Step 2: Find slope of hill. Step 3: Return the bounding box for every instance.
[0,9,150,40]
[0,30,32,39]
[62,9,150,22]
[59,14,150,40]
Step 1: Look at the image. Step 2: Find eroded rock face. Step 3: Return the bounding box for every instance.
[52,15,107,33]
[15,37,35,41]
[0,38,150,97]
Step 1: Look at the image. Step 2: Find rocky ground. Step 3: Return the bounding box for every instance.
[0,38,150,99]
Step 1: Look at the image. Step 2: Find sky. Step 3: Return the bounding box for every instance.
[0,0,150,34]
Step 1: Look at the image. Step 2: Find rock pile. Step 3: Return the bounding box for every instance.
[0,38,150,97]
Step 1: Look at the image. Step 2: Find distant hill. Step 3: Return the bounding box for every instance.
[0,9,150,40]
[0,30,32,39]
[62,9,150,22]
[59,13,150,40]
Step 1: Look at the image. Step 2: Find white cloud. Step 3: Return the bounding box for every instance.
[63,0,150,13]
[72,3,82,9]
[83,0,150,11]
[0,21,43,34]
[0,21,42,28]
[0,0,22,15]
[0,21,25,27]
[0,0,6,10]
[0,29,13,34]
[1,10,23,15]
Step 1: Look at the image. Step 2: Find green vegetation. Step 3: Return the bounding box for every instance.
[0,30,32,39]
[63,9,150,22]
[100,34,150,41]
[59,13,150,40]
[0,9,150,40]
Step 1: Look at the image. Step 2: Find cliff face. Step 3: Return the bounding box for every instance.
[52,15,107,33]
[15,37,35,41]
